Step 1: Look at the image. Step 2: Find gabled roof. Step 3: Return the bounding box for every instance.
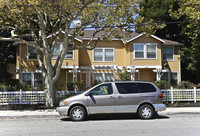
[126,32,165,43]
[47,30,183,46]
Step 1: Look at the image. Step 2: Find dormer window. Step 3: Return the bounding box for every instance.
[134,43,157,59]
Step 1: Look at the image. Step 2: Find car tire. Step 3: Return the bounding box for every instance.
[69,106,86,121]
[138,104,155,119]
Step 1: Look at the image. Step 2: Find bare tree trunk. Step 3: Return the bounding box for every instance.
[46,78,56,107]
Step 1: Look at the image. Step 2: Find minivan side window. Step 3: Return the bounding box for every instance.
[90,83,113,95]
[137,83,156,93]
[115,83,139,94]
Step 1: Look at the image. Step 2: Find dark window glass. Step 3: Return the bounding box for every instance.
[137,83,156,93]
[115,83,139,94]
[90,84,113,95]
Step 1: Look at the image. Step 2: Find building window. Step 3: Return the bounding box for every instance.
[162,47,174,61]
[93,48,114,62]
[161,72,178,86]
[134,43,157,59]
[28,46,37,60]
[22,73,32,86]
[105,73,114,82]
[34,73,43,88]
[52,43,74,59]
[93,73,114,85]
[93,73,103,85]
[22,73,43,88]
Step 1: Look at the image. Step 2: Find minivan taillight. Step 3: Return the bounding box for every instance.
[158,94,163,98]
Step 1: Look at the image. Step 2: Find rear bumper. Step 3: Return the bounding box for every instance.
[153,104,166,111]
[56,106,69,116]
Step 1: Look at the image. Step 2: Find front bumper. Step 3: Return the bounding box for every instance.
[56,106,69,116]
[153,104,166,111]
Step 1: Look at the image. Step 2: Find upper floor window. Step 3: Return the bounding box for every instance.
[93,48,114,62]
[162,46,174,61]
[52,43,74,59]
[28,46,37,60]
[134,43,157,59]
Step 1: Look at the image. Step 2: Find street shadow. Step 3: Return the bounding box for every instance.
[60,113,169,122]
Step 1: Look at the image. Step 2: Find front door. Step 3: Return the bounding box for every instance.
[87,83,115,114]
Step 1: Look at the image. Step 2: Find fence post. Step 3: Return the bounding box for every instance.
[171,86,173,104]
[19,89,22,104]
[194,87,196,103]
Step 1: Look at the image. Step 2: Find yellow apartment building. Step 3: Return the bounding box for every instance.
[15,30,183,90]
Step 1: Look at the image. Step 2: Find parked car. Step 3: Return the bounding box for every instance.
[56,81,166,121]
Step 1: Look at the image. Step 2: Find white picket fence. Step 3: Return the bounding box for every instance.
[0,89,83,105]
[0,88,200,105]
[162,87,200,103]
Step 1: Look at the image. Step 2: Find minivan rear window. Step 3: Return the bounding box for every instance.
[137,83,156,93]
[115,83,139,94]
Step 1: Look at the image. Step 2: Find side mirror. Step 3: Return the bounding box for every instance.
[85,91,92,96]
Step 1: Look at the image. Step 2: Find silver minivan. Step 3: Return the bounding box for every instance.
[56,81,166,121]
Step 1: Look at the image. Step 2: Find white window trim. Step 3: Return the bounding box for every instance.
[162,46,174,61]
[133,43,157,60]
[93,72,115,84]
[52,42,74,60]
[27,46,37,61]
[93,48,115,62]
[22,72,43,89]
[161,71,178,85]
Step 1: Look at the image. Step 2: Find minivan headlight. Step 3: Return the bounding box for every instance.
[59,101,67,106]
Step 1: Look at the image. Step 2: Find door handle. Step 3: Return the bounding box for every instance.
[109,96,115,99]
[118,96,123,99]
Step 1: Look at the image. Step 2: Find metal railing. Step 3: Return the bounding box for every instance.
[0,88,200,105]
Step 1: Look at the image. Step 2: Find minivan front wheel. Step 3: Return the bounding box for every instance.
[138,104,154,119]
[69,106,86,121]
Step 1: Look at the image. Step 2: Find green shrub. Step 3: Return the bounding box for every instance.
[196,83,200,89]
[177,81,195,89]
[14,82,32,91]
[155,80,171,89]
[118,67,130,81]
[67,81,85,91]
[0,83,8,91]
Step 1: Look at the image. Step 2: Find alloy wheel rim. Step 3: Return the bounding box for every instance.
[72,109,83,120]
[141,107,151,118]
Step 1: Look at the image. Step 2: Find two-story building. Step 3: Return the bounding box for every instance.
[15,30,183,90]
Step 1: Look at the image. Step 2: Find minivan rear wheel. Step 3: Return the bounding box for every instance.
[138,104,154,119]
[69,106,86,121]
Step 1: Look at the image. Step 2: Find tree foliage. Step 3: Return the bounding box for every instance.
[138,0,200,83]
[170,0,200,83]
[0,0,143,107]
[0,30,16,83]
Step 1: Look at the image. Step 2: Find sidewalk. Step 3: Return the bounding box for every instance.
[0,107,200,118]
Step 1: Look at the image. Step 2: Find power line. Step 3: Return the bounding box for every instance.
[0,20,191,31]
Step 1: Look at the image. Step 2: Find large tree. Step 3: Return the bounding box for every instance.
[0,0,143,107]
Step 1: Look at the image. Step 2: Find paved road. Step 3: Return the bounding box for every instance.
[0,114,200,136]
